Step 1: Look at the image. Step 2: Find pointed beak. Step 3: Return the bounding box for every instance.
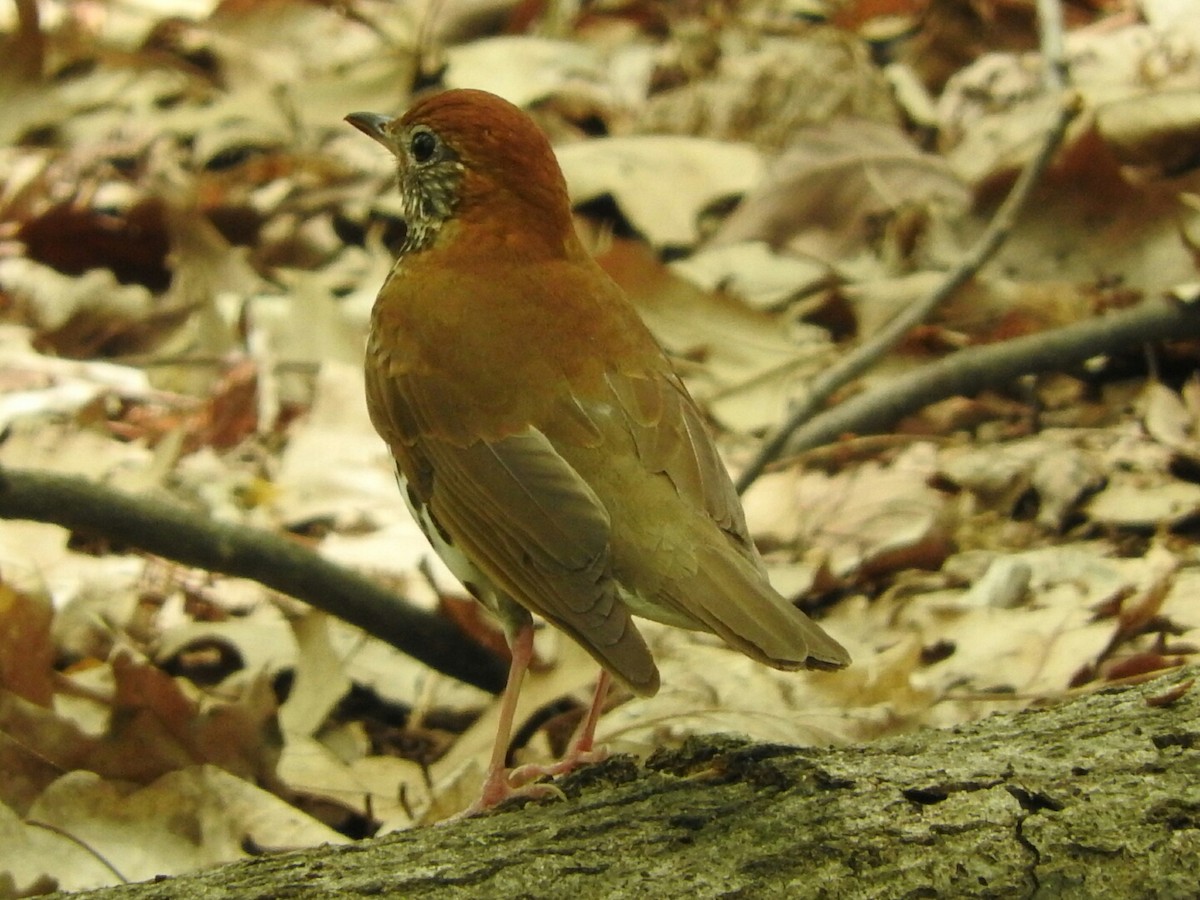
[345,112,395,149]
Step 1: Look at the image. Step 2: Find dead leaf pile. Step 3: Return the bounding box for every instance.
[0,0,1198,893]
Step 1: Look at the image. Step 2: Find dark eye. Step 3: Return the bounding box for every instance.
[410,129,438,164]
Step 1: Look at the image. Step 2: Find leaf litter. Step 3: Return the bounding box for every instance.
[0,0,1199,891]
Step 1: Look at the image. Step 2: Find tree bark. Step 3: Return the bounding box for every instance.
[54,671,1200,899]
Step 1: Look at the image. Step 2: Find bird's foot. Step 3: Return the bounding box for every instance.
[508,744,609,788]
[441,767,567,823]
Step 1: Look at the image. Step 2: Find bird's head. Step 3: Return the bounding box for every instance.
[346,89,575,257]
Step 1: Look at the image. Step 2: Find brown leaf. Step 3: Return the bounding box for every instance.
[0,581,55,707]
[709,118,969,262]
[1145,677,1194,708]
[0,688,95,813]
[19,199,170,293]
[83,653,279,786]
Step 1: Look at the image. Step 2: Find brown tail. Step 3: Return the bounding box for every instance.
[559,610,662,698]
[671,541,850,672]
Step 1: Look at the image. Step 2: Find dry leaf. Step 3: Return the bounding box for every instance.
[0,582,54,707]
[558,135,763,247]
[445,36,605,107]
[710,118,969,262]
[24,765,343,891]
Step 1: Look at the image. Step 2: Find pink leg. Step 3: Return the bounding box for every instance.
[571,668,612,755]
[448,632,613,819]
[509,668,611,786]
[471,621,537,811]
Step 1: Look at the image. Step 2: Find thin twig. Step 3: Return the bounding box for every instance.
[25,819,128,885]
[1037,0,1069,89]
[735,0,1076,493]
[0,466,507,694]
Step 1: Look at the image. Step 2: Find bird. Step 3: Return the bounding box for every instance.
[346,89,850,816]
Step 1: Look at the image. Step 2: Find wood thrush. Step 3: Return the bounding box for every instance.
[347,89,850,816]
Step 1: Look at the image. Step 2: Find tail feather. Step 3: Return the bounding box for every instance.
[672,543,850,671]
[552,608,662,698]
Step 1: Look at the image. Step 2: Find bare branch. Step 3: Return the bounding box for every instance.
[776,296,1200,457]
[0,466,507,694]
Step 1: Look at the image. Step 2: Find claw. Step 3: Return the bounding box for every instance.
[438,630,615,821]
[509,745,609,788]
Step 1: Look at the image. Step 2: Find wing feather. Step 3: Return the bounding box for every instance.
[426,431,659,692]
[595,368,850,671]
[604,369,752,551]
[368,358,658,693]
